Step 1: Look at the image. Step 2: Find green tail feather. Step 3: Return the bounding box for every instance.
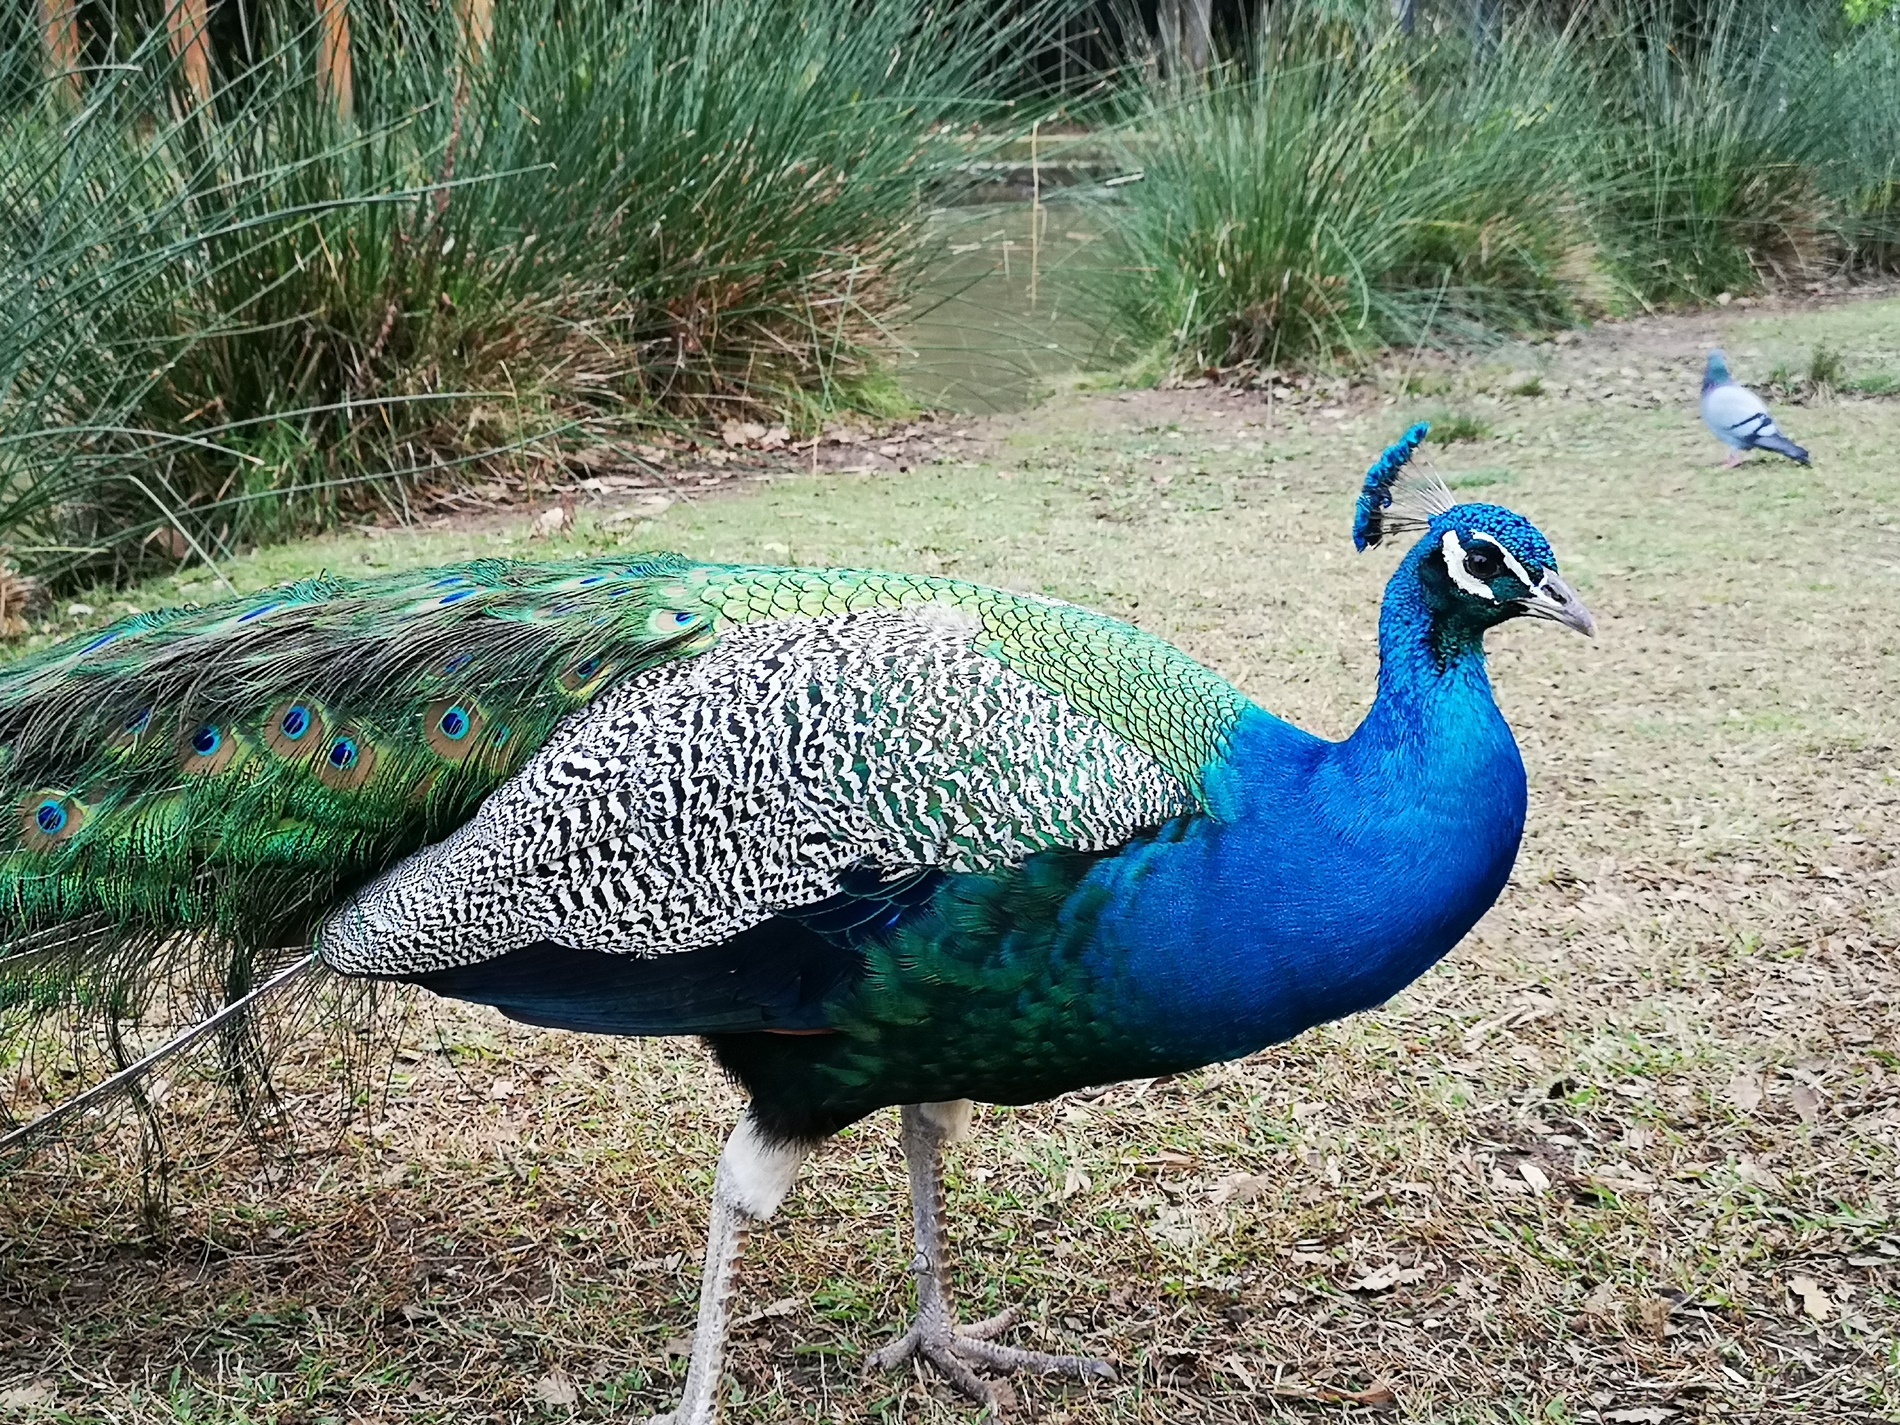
[0,554,715,1041]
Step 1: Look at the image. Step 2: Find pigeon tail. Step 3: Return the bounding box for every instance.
[1749,430,1810,465]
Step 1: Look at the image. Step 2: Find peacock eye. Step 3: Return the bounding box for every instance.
[1463,545,1503,582]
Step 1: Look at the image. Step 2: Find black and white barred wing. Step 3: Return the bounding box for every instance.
[318,606,1194,979]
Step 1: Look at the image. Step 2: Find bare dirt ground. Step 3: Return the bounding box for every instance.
[3,296,1898,1424]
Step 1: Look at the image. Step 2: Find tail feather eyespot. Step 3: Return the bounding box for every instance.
[264,700,328,761]
[558,653,613,694]
[314,729,377,790]
[177,722,240,775]
[108,706,155,753]
[423,700,486,760]
[19,789,88,850]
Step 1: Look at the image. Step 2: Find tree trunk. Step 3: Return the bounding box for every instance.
[165,0,214,109]
[38,0,83,101]
[316,0,354,122]
[456,0,493,64]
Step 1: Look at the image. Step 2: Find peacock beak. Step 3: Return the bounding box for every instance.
[1517,571,1595,637]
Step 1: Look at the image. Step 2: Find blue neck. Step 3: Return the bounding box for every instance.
[1093,543,1528,1063]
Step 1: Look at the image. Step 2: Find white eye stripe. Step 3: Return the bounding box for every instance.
[1467,530,1535,586]
[1440,531,1497,600]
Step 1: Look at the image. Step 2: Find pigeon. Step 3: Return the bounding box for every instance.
[1701,349,1810,466]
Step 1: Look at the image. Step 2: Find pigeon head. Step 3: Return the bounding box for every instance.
[1353,423,1594,640]
[1703,349,1732,392]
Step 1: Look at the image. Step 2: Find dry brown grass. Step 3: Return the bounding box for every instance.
[3,297,1899,1423]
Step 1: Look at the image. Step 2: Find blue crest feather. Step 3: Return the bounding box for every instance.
[1353,422,1438,551]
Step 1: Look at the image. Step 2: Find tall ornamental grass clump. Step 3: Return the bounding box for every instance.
[1580,3,1835,303]
[1095,6,1586,373]
[0,0,1038,588]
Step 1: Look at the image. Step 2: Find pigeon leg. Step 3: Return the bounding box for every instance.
[1724,449,1745,467]
[871,1101,1114,1415]
[649,1113,811,1425]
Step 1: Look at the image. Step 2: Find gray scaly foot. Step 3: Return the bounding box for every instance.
[871,1101,1114,1416]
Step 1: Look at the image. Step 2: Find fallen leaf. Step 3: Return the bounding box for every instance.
[1583,1281,1620,1318]
[1346,1262,1426,1294]
[1349,1262,1404,1293]
[1727,1071,1764,1112]
[1604,1408,1675,1424]
[1518,1160,1552,1194]
[734,1296,799,1328]
[1216,1172,1275,1204]
[530,1372,578,1407]
[1638,1293,1673,1335]
[0,1380,55,1410]
[663,1334,695,1359]
[1788,1275,1832,1320]
[1791,1083,1822,1124]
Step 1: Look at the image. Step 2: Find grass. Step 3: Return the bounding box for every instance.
[0,0,1048,590]
[2,293,1896,1421]
[1094,7,1581,375]
[1422,409,1493,443]
[1580,2,1835,305]
[1091,1,1900,375]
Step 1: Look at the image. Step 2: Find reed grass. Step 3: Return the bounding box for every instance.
[1094,7,1585,373]
[1093,0,1900,374]
[0,0,1045,587]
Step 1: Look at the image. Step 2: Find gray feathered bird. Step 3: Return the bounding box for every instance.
[1701,350,1810,466]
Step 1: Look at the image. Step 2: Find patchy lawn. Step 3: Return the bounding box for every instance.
[2,296,1897,1424]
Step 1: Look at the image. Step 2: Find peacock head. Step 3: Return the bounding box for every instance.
[1354,422,1594,639]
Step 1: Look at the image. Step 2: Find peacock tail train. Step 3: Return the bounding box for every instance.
[0,551,1249,1109]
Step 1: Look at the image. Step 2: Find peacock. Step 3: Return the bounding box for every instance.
[0,424,1593,1422]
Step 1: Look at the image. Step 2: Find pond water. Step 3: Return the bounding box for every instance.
[895,200,1126,414]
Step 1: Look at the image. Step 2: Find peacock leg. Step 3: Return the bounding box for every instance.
[871,1100,1114,1415]
[647,1113,811,1425]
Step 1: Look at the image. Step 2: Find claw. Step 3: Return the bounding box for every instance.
[873,1306,1114,1415]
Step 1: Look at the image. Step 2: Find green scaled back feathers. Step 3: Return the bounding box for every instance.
[0,552,1250,1052]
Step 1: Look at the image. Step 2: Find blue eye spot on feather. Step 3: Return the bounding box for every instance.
[237,603,279,623]
[178,720,239,775]
[579,575,605,587]
[558,653,611,694]
[442,652,474,675]
[20,789,86,848]
[424,699,485,759]
[672,610,695,626]
[439,590,474,606]
[280,705,313,740]
[123,708,152,735]
[315,727,376,788]
[82,631,119,654]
